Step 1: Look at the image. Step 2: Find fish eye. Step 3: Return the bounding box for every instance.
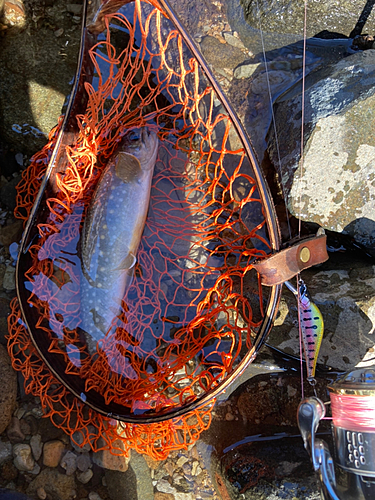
[128,130,141,142]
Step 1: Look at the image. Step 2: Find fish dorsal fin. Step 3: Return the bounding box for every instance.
[115,153,142,182]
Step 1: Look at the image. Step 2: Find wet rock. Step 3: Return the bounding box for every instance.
[268,246,375,371]
[19,418,31,437]
[156,479,176,495]
[0,346,17,434]
[60,451,77,476]
[36,487,47,500]
[13,443,35,472]
[76,469,93,485]
[210,435,320,500]
[66,4,82,16]
[229,47,322,163]
[76,452,91,473]
[200,35,247,72]
[0,264,6,290]
[267,50,375,248]
[0,440,12,464]
[3,265,15,291]
[0,220,23,247]
[70,429,93,453]
[154,494,174,500]
[30,463,41,475]
[0,176,21,212]
[233,61,260,79]
[92,439,130,472]
[27,468,76,500]
[4,417,19,445]
[0,0,81,157]
[88,493,102,500]
[37,418,65,443]
[240,0,375,39]
[2,0,26,30]
[43,440,65,468]
[175,494,195,500]
[223,31,246,49]
[105,451,153,500]
[30,434,43,461]
[352,34,375,51]
[168,0,222,47]
[0,459,18,483]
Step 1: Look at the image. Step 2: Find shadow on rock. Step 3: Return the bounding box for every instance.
[0,0,83,180]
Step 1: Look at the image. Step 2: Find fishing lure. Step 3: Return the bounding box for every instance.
[285,279,324,382]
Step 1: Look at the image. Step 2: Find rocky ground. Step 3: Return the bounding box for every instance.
[1,1,375,500]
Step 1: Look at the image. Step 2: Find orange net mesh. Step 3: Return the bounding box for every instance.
[8,0,272,458]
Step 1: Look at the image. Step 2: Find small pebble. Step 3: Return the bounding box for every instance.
[176,455,189,468]
[60,450,77,476]
[191,461,199,476]
[30,463,41,475]
[15,408,25,420]
[156,479,177,494]
[19,419,31,436]
[43,440,65,468]
[76,452,91,472]
[14,153,23,166]
[30,434,43,461]
[0,440,12,465]
[7,417,25,443]
[37,487,47,500]
[13,443,35,472]
[88,493,103,500]
[77,469,93,484]
[66,3,83,15]
[54,28,64,37]
[3,265,15,291]
[71,430,91,453]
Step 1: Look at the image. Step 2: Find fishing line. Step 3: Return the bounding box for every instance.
[256,0,312,398]
[330,393,375,431]
[296,0,309,399]
[255,0,292,241]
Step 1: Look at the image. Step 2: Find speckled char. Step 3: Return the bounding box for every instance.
[79,129,158,352]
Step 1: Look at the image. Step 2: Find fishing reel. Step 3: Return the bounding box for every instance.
[298,368,375,500]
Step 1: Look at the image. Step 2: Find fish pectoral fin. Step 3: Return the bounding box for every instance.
[116,252,137,271]
[115,153,142,182]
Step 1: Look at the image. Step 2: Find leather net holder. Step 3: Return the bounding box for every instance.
[252,233,329,286]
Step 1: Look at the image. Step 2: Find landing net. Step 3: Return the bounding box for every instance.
[8,0,277,458]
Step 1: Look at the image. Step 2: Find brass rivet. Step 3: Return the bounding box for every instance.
[300,247,310,263]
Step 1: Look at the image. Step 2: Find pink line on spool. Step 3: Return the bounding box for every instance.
[330,393,375,432]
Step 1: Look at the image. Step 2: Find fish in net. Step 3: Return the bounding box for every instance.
[7,0,281,459]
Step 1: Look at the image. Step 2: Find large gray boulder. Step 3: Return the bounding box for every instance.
[267,50,375,248]
[240,0,375,38]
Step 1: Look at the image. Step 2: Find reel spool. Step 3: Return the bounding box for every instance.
[298,368,375,500]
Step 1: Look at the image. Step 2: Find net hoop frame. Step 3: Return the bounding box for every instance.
[14,0,282,424]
